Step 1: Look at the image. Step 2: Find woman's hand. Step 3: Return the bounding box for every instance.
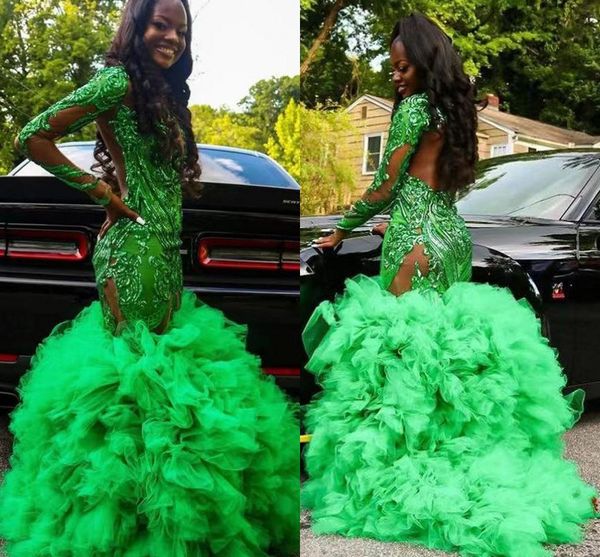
[312,229,348,249]
[93,181,145,239]
[371,222,389,237]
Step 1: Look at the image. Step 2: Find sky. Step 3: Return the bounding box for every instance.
[188,0,299,110]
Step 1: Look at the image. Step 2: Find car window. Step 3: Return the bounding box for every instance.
[456,153,599,220]
[12,144,299,189]
[12,146,99,176]
[200,149,298,188]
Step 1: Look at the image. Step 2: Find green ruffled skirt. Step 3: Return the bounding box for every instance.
[302,275,596,557]
[0,291,299,557]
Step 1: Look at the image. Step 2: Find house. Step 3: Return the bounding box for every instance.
[343,93,600,195]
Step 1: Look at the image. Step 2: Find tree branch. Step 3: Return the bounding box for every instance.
[300,0,347,78]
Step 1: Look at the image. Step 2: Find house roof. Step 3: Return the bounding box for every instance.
[346,94,394,113]
[348,94,600,147]
[480,107,600,146]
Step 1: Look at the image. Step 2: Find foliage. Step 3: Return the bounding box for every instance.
[478,0,600,134]
[301,3,356,106]
[300,0,318,10]
[0,0,125,173]
[299,104,357,215]
[190,105,262,152]
[301,0,600,134]
[266,99,301,181]
[239,75,300,148]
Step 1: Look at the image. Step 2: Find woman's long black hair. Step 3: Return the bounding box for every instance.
[390,13,478,193]
[93,0,201,196]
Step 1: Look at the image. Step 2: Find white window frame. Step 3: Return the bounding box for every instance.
[362,133,384,175]
[491,143,511,157]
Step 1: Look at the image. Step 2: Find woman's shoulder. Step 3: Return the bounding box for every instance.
[91,65,130,89]
[393,92,431,126]
[87,64,132,108]
[398,92,429,114]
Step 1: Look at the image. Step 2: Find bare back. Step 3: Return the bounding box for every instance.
[407,129,444,191]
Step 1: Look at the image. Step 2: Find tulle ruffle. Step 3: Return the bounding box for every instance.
[302,275,595,557]
[0,291,299,557]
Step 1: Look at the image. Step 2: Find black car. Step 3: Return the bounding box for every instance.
[0,142,300,407]
[300,149,600,404]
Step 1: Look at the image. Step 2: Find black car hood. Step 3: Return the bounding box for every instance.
[463,214,577,261]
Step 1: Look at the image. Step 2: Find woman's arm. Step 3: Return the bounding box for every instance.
[315,94,431,248]
[313,144,413,247]
[15,65,130,203]
[337,94,431,231]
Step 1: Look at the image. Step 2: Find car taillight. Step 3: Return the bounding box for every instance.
[281,241,299,271]
[197,237,299,272]
[1,229,89,261]
[262,367,300,377]
[0,354,18,363]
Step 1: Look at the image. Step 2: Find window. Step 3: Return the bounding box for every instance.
[363,134,383,174]
[456,153,598,220]
[361,106,367,119]
[12,144,300,188]
[528,147,537,153]
[491,143,509,157]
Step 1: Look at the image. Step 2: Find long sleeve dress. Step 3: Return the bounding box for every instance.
[0,65,299,557]
[302,92,597,557]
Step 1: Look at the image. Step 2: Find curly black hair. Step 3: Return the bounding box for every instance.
[92,0,201,196]
[390,13,479,193]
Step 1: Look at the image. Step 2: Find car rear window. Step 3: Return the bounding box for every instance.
[12,144,299,189]
[200,148,298,188]
[12,146,97,176]
[456,153,598,220]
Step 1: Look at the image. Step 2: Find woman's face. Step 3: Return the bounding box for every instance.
[143,0,188,70]
[390,39,420,99]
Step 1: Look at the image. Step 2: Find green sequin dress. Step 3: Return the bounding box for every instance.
[0,65,298,557]
[302,93,596,556]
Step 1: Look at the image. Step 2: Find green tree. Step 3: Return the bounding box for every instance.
[190,105,262,151]
[0,0,124,173]
[238,75,300,148]
[266,99,301,180]
[299,104,357,215]
[477,1,600,133]
[301,0,318,9]
[301,2,356,106]
[301,0,600,133]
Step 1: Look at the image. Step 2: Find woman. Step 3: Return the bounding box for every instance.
[303,13,597,557]
[0,0,298,555]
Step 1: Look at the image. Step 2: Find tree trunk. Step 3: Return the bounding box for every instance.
[300,0,347,78]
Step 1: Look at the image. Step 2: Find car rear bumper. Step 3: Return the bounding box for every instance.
[0,278,300,402]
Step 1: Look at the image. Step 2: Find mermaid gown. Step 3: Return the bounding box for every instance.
[0,65,298,557]
[302,93,597,556]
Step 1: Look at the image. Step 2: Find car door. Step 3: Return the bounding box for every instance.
[572,167,600,392]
